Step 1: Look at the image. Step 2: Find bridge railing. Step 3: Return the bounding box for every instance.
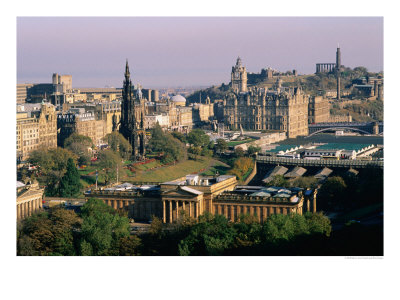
[256,155,384,168]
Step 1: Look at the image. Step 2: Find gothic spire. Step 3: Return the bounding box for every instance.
[125,59,130,78]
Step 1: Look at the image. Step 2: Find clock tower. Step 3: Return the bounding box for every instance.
[230,57,248,93]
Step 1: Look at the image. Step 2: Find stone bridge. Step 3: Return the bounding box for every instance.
[308,122,383,136]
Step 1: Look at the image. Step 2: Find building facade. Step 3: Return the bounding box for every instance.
[308,96,330,124]
[85,174,316,224]
[17,181,44,221]
[17,103,57,162]
[223,86,309,138]
[57,108,106,146]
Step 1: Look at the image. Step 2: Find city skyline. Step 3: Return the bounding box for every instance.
[17,17,383,88]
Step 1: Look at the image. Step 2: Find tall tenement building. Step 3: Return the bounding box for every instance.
[118,61,146,159]
[17,103,57,162]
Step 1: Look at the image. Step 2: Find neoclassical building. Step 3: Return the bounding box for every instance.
[84,174,317,224]
[16,181,44,221]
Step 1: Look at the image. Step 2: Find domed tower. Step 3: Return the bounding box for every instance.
[230,57,248,93]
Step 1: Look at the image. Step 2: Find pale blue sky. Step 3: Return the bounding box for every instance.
[17,17,383,88]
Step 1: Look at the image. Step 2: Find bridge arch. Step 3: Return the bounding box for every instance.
[306,127,372,137]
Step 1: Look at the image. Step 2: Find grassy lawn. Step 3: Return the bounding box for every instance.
[133,160,162,171]
[128,157,220,183]
[200,160,230,176]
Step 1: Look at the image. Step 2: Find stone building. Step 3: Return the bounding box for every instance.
[85,174,316,224]
[57,108,106,146]
[308,96,330,124]
[192,96,214,124]
[223,86,309,138]
[67,101,122,136]
[144,113,170,129]
[17,103,57,162]
[16,181,44,221]
[52,73,72,92]
[17,84,34,104]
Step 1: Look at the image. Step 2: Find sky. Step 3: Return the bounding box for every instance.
[17,17,383,88]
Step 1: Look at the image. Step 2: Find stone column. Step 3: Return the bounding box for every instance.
[224,205,228,219]
[217,205,221,215]
[256,207,261,222]
[313,195,317,213]
[189,202,192,218]
[20,203,24,219]
[17,204,20,220]
[175,201,179,221]
[269,206,274,216]
[196,203,199,219]
[27,201,31,217]
[182,201,186,215]
[262,207,267,223]
[169,201,173,223]
[249,206,254,217]
[163,200,166,223]
[282,207,287,215]
[230,206,235,222]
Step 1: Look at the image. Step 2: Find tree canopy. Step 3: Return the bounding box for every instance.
[97,149,123,184]
[103,132,132,159]
[59,158,83,198]
[187,129,210,148]
[148,124,187,163]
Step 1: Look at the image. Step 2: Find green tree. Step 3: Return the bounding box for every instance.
[78,198,131,256]
[103,132,132,159]
[97,150,123,184]
[29,147,77,175]
[234,147,245,157]
[59,158,83,197]
[247,145,261,156]
[17,212,54,256]
[266,175,289,187]
[49,208,82,255]
[171,131,187,144]
[318,176,347,211]
[64,134,93,167]
[290,176,319,189]
[64,133,93,148]
[215,138,228,154]
[178,213,236,256]
[187,129,210,147]
[148,124,187,163]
